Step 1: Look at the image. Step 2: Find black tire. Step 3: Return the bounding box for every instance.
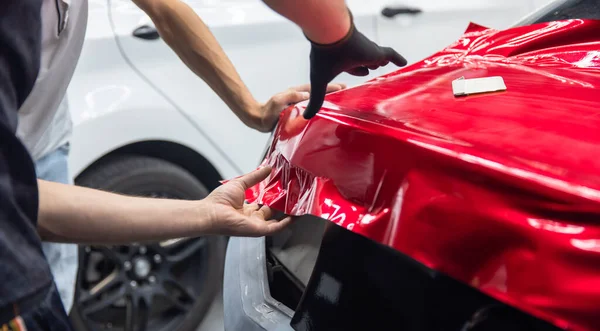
[70,155,226,331]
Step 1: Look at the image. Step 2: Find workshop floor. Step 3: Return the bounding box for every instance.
[196,247,225,331]
[196,290,224,331]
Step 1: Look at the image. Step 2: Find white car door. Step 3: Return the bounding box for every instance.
[108,0,380,174]
[374,0,539,66]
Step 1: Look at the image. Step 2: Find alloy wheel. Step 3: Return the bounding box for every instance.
[75,236,209,331]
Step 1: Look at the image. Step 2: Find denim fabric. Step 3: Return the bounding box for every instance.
[34,143,77,312]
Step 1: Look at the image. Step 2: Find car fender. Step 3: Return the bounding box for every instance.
[69,103,242,181]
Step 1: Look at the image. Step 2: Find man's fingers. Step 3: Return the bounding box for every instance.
[263,216,293,235]
[325,83,346,93]
[289,83,345,98]
[383,47,408,67]
[303,78,328,119]
[292,83,311,93]
[236,166,272,189]
[275,90,311,107]
[257,205,273,220]
[347,66,370,76]
[249,207,292,235]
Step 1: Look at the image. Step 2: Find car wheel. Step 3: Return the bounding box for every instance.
[70,155,226,331]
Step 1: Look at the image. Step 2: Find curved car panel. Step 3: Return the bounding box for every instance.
[244,19,600,331]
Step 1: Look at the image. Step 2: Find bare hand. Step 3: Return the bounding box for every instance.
[250,83,346,132]
[205,167,291,237]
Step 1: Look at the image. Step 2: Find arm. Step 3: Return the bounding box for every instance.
[262,0,351,44]
[132,0,344,131]
[132,0,261,129]
[37,179,210,243]
[37,167,289,244]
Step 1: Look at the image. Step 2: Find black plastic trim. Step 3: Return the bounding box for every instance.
[291,224,563,331]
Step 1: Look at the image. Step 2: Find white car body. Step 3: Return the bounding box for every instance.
[68,0,550,182]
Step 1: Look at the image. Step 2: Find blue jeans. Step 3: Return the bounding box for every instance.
[35,143,78,313]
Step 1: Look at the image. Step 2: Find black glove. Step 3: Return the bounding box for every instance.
[303,11,407,119]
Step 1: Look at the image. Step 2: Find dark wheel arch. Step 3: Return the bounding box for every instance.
[75,140,224,191]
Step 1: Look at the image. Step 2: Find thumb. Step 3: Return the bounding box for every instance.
[236,166,272,190]
[303,78,328,120]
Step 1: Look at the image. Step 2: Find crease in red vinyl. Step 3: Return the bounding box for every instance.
[234,20,600,331]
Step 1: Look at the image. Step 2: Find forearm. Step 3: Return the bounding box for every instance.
[262,0,351,44]
[37,180,213,244]
[133,0,259,125]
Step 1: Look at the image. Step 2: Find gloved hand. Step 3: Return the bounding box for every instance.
[303,11,407,119]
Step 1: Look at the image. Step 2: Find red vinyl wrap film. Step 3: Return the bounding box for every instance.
[239,20,600,331]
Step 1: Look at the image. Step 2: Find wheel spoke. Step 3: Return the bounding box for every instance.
[165,237,207,263]
[157,287,193,312]
[160,238,187,247]
[138,301,149,331]
[151,244,169,257]
[79,270,123,306]
[95,245,125,264]
[125,297,135,331]
[76,247,90,285]
[81,284,126,315]
[162,276,195,311]
[125,297,150,331]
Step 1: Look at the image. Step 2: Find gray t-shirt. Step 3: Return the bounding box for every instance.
[17,0,88,161]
